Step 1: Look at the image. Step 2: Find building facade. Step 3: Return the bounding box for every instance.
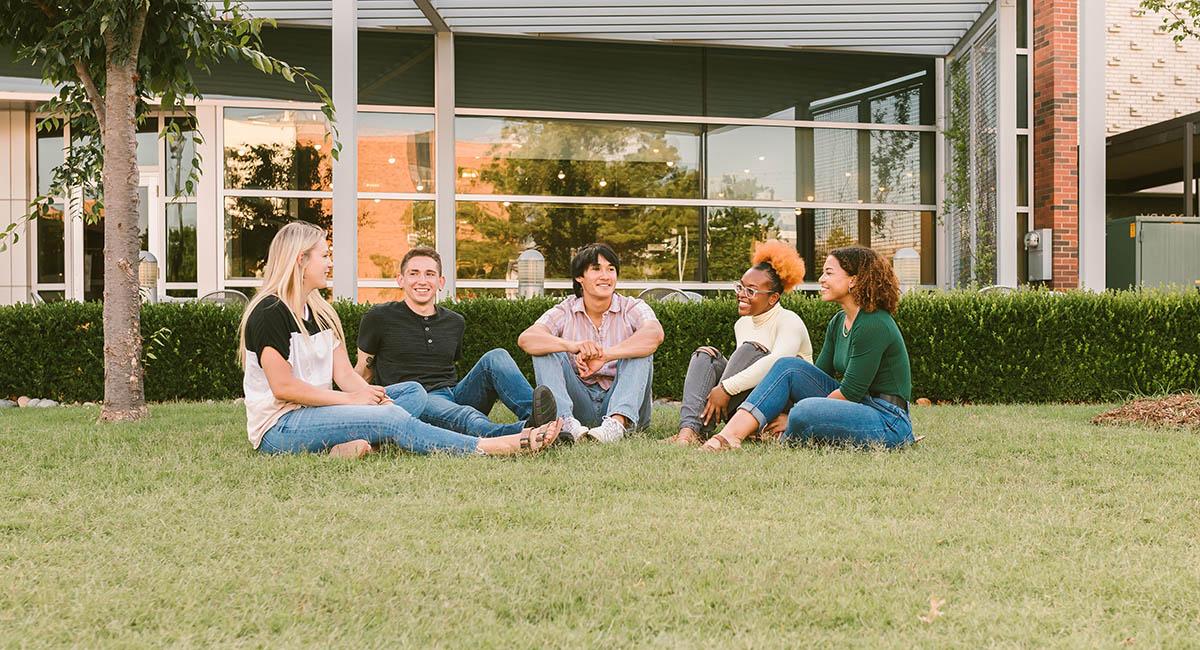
[0,0,1108,303]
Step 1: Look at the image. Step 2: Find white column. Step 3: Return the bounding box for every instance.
[0,109,31,304]
[995,0,1019,287]
[1077,1,1107,291]
[194,104,220,296]
[331,0,359,301]
[434,31,457,299]
[935,58,948,289]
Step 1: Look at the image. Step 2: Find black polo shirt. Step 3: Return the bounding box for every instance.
[357,301,464,391]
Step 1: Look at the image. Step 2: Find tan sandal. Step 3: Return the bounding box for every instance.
[329,439,372,459]
[699,432,740,452]
[519,418,563,453]
[664,428,701,446]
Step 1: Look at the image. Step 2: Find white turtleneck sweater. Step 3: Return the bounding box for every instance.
[720,303,813,395]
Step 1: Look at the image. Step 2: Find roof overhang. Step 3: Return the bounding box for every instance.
[221,1,991,56]
[1107,111,1200,195]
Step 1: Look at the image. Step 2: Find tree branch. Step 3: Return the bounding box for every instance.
[73,60,106,130]
[128,1,150,64]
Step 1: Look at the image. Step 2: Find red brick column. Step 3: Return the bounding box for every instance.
[1032,0,1079,288]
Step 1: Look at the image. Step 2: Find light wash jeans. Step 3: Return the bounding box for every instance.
[258,381,481,455]
[737,357,914,448]
[678,342,768,435]
[531,352,654,429]
[422,348,534,438]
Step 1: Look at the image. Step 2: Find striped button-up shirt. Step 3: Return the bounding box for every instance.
[534,293,658,390]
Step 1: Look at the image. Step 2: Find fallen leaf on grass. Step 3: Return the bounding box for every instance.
[918,595,945,624]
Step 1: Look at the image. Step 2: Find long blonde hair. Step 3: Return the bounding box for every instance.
[237,221,346,366]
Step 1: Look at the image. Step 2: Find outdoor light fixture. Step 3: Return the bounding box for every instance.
[516,247,545,298]
[387,156,396,164]
[598,179,607,187]
[557,170,566,180]
[138,251,159,304]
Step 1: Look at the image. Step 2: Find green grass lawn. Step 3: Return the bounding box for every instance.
[1,402,1198,647]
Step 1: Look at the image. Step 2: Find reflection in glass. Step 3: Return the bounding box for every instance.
[870,131,922,205]
[870,85,921,126]
[456,117,701,199]
[166,203,198,283]
[706,126,795,201]
[705,207,797,282]
[224,197,332,278]
[36,121,64,197]
[869,210,936,286]
[358,113,435,193]
[813,127,859,203]
[223,108,332,191]
[137,118,160,166]
[357,200,435,280]
[357,287,407,304]
[36,203,65,284]
[456,202,701,282]
[83,203,104,301]
[812,209,860,272]
[138,185,149,252]
[165,117,198,197]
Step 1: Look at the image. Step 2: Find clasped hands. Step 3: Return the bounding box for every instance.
[569,340,608,379]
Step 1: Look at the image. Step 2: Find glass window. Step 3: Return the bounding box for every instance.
[456,36,703,115]
[870,85,921,126]
[166,203,197,283]
[358,287,406,304]
[165,117,198,197]
[223,108,332,191]
[869,131,925,205]
[1018,134,1029,208]
[358,113,434,193]
[1017,55,1029,129]
[358,32,434,107]
[357,199,436,280]
[36,121,64,197]
[705,207,798,282]
[83,203,103,301]
[868,210,937,286]
[224,196,332,278]
[456,201,702,282]
[706,48,934,123]
[195,27,331,103]
[137,118,159,166]
[812,127,860,203]
[36,203,65,284]
[456,117,701,199]
[706,126,796,202]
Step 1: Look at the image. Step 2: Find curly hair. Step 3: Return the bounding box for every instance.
[829,246,900,314]
[750,240,806,293]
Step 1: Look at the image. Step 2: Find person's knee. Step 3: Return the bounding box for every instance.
[738,340,769,355]
[481,347,516,367]
[786,399,821,434]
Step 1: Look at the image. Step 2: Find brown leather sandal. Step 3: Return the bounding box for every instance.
[664,428,701,446]
[518,418,563,453]
[699,432,740,452]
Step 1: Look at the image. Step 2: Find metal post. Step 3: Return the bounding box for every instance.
[331,0,359,301]
[1077,0,1106,290]
[434,31,456,299]
[1186,122,1194,218]
[995,0,1019,288]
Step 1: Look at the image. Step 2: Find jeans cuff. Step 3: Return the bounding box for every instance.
[737,401,767,428]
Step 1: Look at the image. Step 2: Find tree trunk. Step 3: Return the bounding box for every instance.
[98,58,146,422]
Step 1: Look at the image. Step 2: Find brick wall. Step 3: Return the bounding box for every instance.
[1106,0,1200,134]
[1033,0,1079,288]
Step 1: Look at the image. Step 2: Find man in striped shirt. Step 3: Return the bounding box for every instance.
[518,243,665,443]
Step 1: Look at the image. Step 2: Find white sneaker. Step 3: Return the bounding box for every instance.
[585,417,626,443]
[560,416,586,443]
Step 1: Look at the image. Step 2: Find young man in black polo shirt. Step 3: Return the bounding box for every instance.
[355,247,556,438]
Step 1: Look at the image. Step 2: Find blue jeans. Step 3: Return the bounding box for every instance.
[421,348,534,438]
[531,352,654,429]
[258,381,481,455]
[738,358,914,448]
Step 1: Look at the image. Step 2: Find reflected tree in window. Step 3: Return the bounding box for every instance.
[458,119,703,280]
[705,176,784,281]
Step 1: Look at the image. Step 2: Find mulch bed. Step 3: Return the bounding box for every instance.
[1092,394,1200,430]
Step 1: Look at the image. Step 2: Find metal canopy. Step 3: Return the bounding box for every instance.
[218,1,990,56]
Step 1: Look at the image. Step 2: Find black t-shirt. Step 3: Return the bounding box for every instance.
[357,302,464,391]
[245,295,327,362]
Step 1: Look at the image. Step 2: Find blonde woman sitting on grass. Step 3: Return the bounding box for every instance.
[237,221,560,458]
[666,240,812,446]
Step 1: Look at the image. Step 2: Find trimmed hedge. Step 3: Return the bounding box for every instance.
[3,291,1199,404]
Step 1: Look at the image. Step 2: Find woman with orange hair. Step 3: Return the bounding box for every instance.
[667,240,812,446]
[700,246,914,451]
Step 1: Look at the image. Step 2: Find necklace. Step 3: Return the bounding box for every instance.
[842,318,852,338]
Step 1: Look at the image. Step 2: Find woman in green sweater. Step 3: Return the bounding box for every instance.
[700,246,914,451]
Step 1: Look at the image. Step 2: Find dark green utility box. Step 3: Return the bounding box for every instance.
[1107,216,1200,290]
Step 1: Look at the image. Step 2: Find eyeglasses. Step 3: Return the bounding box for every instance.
[733,283,777,298]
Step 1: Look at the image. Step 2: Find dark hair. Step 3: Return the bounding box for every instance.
[829,246,901,314]
[570,243,620,298]
[400,247,441,275]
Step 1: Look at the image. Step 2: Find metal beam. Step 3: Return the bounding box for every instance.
[995,0,1018,288]
[332,0,358,300]
[414,0,451,32]
[1077,0,1106,291]
[434,31,457,298]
